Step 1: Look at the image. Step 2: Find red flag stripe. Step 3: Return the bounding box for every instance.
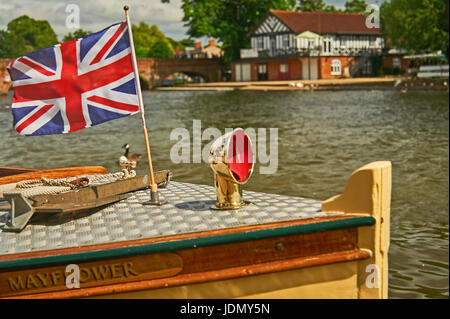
[90,23,127,65]
[18,58,55,77]
[12,54,133,103]
[86,95,139,112]
[16,104,54,134]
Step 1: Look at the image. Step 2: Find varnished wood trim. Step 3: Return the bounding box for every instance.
[178,228,357,274]
[0,167,39,178]
[0,228,357,297]
[6,249,370,299]
[0,253,182,298]
[0,215,374,268]
[0,166,108,185]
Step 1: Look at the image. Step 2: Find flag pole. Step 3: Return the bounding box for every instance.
[124,5,167,206]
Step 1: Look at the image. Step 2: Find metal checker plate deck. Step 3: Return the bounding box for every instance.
[0,181,342,256]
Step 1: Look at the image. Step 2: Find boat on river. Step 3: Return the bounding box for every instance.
[0,159,391,299]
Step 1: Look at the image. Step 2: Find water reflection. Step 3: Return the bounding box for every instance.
[0,89,448,298]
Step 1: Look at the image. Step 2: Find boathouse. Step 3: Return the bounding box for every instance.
[232,10,384,81]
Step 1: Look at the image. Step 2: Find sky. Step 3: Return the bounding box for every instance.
[0,0,387,43]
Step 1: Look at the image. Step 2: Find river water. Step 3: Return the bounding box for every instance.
[0,89,448,299]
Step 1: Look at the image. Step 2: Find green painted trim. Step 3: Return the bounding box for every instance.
[0,216,374,271]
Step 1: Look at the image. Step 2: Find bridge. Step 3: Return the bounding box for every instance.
[0,57,224,95]
[138,58,224,88]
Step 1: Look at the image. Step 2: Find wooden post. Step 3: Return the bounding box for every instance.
[322,161,391,299]
[124,5,167,206]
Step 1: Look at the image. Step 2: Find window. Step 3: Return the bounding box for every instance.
[257,37,264,49]
[393,58,401,69]
[258,64,267,74]
[363,60,372,75]
[282,34,290,48]
[280,63,289,73]
[323,38,332,54]
[331,59,341,75]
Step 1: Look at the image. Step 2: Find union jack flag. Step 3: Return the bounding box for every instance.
[7,22,140,136]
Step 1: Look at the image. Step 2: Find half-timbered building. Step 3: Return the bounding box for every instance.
[233,10,384,81]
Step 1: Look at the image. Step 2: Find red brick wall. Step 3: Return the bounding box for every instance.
[383,55,408,72]
[0,59,12,95]
[238,59,302,81]
[251,63,259,81]
[137,58,156,84]
[320,56,355,79]
[289,58,302,80]
[268,61,280,81]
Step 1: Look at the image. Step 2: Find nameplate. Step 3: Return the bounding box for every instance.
[0,252,183,297]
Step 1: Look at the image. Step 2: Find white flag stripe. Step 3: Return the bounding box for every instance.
[80,23,121,66]
[10,46,62,87]
[84,100,138,115]
[77,24,130,76]
[15,104,60,135]
[87,72,138,105]
[98,26,128,64]
[21,56,57,75]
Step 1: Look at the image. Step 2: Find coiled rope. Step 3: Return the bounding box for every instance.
[1,169,136,198]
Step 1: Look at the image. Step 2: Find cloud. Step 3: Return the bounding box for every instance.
[0,0,188,41]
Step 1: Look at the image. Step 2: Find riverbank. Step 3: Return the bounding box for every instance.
[157,77,449,92]
[1,77,448,99]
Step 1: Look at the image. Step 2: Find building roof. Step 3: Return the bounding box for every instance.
[269,9,381,35]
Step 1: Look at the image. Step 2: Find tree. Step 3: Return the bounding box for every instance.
[0,31,16,58]
[0,15,58,58]
[298,0,340,12]
[131,22,174,58]
[322,5,340,12]
[298,0,323,11]
[176,0,297,62]
[149,39,173,58]
[381,0,449,57]
[0,15,58,57]
[7,15,58,50]
[62,29,92,42]
[179,38,196,48]
[344,0,368,13]
[166,37,197,51]
[166,37,181,51]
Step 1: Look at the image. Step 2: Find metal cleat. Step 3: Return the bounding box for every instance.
[3,193,35,232]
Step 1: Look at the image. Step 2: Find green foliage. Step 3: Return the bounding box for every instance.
[167,37,181,50]
[131,22,174,58]
[179,0,297,62]
[344,0,368,13]
[149,39,173,58]
[0,15,58,58]
[298,0,323,11]
[299,0,368,12]
[322,5,341,12]
[62,29,92,42]
[0,31,22,58]
[381,0,449,56]
[166,37,197,52]
[179,38,196,48]
[298,0,341,12]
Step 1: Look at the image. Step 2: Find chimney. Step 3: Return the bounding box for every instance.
[195,41,202,49]
[208,39,215,47]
